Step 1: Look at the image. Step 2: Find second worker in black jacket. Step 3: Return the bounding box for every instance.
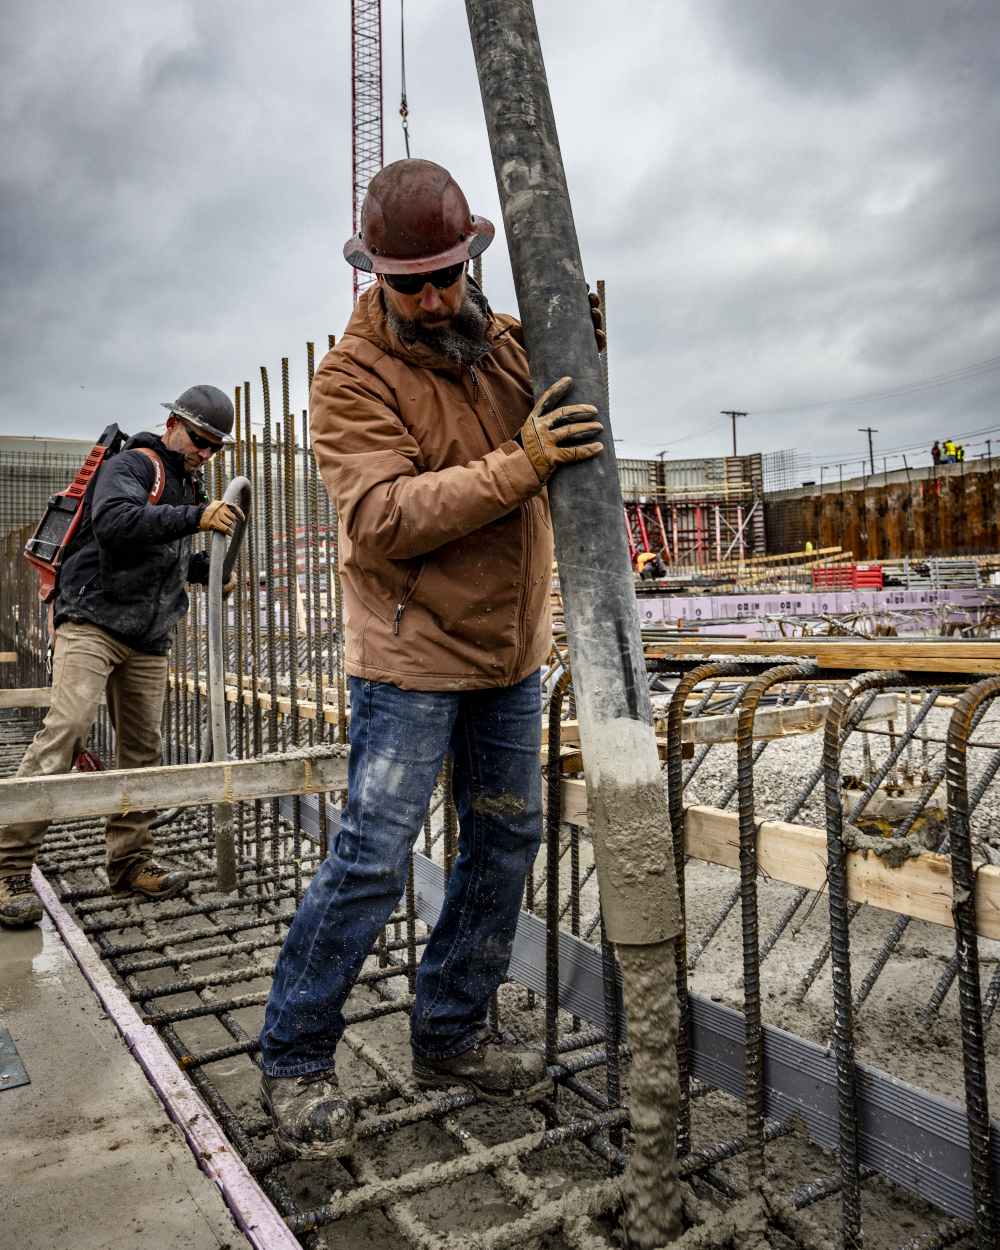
[0,385,243,929]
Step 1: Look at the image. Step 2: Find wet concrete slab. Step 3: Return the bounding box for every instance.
[0,916,242,1250]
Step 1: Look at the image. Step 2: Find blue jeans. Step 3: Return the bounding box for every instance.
[259,671,542,1077]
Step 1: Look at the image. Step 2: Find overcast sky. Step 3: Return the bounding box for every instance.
[2,1,998,480]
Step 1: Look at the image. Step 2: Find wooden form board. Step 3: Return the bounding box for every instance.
[0,749,349,825]
[544,693,900,751]
[178,677,341,726]
[559,780,1000,941]
[0,652,16,664]
[644,638,1000,675]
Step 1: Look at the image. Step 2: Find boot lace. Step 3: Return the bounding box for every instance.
[134,859,168,878]
[296,1068,337,1089]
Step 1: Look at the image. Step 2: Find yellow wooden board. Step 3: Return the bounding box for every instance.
[559,778,1000,940]
[644,638,1000,675]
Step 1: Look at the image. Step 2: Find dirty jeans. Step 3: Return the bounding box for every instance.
[0,622,168,889]
[260,671,542,1076]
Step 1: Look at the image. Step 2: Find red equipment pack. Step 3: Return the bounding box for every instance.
[23,424,165,604]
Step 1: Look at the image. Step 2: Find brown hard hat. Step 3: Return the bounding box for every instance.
[343,159,495,275]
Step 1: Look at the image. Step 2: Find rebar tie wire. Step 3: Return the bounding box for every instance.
[823,669,910,1250]
[735,661,817,1186]
[665,658,770,1157]
[857,695,1000,1013]
[944,675,1000,1250]
[793,684,943,1001]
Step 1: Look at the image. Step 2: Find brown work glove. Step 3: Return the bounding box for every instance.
[588,291,606,352]
[520,377,604,485]
[199,500,244,536]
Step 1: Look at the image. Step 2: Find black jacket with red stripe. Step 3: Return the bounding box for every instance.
[54,432,209,654]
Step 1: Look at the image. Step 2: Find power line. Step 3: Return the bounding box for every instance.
[810,419,1000,467]
[615,420,726,453]
[748,351,1000,416]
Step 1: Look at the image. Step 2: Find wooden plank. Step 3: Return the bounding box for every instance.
[0,748,349,825]
[179,677,337,725]
[558,781,1000,940]
[644,639,1000,675]
[0,652,16,664]
[545,693,900,750]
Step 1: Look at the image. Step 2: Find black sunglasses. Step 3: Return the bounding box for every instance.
[181,421,222,453]
[382,262,465,296]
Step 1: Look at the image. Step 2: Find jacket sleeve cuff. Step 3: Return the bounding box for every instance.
[187,551,209,585]
[496,440,544,497]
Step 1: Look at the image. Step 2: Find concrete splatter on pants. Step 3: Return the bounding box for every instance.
[260,670,543,1077]
[0,621,168,889]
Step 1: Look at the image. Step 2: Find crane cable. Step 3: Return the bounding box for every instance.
[399,0,411,157]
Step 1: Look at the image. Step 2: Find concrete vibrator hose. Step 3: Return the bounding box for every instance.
[152,475,252,895]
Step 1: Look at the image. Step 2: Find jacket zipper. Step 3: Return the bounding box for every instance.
[511,503,532,677]
[469,362,532,678]
[393,563,423,636]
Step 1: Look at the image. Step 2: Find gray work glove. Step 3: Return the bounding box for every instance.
[520,376,604,485]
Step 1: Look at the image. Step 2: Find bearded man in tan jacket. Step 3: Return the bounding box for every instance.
[259,159,604,1159]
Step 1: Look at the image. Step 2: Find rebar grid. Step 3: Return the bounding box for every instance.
[2,394,998,1248]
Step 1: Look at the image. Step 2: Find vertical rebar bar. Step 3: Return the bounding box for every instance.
[944,677,1000,1250]
[824,670,905,1250]
[736,662,815,1185]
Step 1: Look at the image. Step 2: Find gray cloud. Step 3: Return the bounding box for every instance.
[1,0,998,480]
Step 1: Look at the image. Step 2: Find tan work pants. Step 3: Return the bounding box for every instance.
[0,621,168,889]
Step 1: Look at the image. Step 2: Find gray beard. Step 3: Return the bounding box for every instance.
[386,287,492,366]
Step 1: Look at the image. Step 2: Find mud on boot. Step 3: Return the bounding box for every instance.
[260,1069,356,1159]
[110,858,188,901]
[412,1031,552,1103]
[0,875,43,929]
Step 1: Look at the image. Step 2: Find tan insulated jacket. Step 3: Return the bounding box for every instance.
[310,285,554,691]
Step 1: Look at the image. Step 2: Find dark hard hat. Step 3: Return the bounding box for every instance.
[343,159,495,275]
[160,385,234,443]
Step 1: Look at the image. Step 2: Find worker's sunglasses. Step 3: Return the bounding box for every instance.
[181,422,222,453]
[381,262,465,296]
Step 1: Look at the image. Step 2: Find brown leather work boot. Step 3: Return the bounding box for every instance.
[412,1031,552,1103]
[110,858,188,901]
[260,1070,356,1159]
[0,874,43,929]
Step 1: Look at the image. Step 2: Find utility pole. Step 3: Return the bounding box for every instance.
[465,4,682,1244]
[858,426,878,476]
[721,409,747,457]
[987,438,993,470]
